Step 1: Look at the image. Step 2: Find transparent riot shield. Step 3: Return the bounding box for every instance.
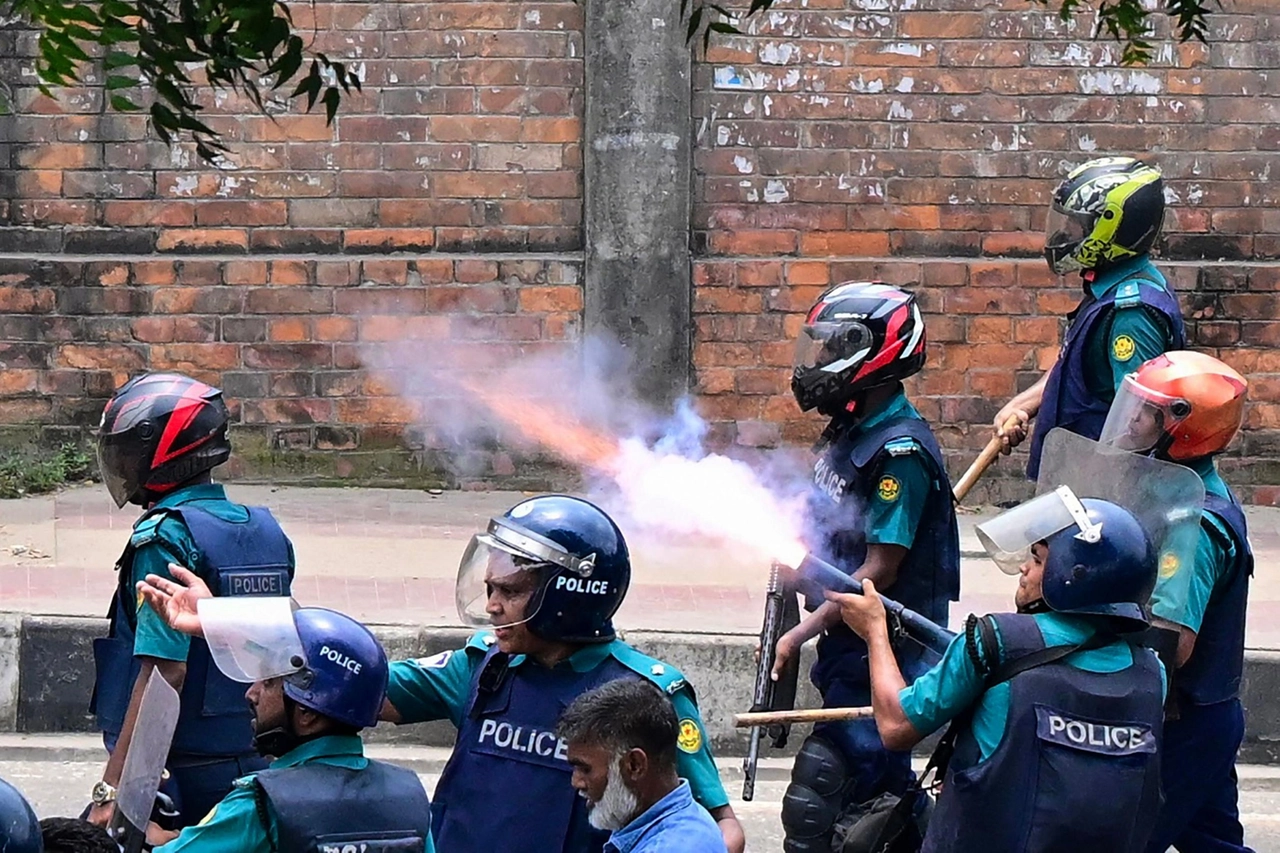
[1034,428,1206,626]
[109,668,181,853]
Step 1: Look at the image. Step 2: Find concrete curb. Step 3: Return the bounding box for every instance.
[8,613,1280,763]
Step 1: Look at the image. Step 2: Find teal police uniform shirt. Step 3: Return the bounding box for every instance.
[154,735,435,853]
[853,390,931,551]
[387,633,731,812]
[129,484,297,662]
[1082,258,1177,400]
[899,612,1168,762]
[1151,458,1238,634]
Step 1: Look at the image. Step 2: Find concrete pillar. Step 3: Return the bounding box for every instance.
[583,0,693,405]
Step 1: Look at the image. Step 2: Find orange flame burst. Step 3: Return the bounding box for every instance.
[459,379,622,475]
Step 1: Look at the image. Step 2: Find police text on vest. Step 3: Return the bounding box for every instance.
[478,720,569,762]
[1035,706,1155,756]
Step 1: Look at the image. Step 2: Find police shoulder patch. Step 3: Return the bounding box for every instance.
[883,437,920,458]
[1112,334,1137,362]
[415,650,453,669]
[876,475,901,503]
[677,718,703,754]
[1158,551,1180,579]
[1114,281,1143,308]
[129,513,167,549]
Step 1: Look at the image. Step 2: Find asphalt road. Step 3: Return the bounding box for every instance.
[4,753,1280,851]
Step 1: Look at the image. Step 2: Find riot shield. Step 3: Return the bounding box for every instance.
[109,669,181,853]
[1035,428,1205,627]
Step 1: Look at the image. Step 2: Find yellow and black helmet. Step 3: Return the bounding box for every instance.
[1044,156,1165,275]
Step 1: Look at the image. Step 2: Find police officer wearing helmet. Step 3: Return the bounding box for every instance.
[1099,351,1254,852]
[0,778,44,853]
[129,589,434,853]
[772,281,960,853]
[89,373,296,829]
[994,156,1186,479]
[380,494,745,853]
[829,489,1167,853]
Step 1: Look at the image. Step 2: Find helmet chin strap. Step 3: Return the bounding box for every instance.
[252,697,324,758]
[1017,598,1051,615]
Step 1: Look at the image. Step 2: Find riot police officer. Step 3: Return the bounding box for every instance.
[829,489,1166,852]
[994,156,1185,479]
[382,494,745,853]
[133,598,435,853]
[89,373,296,829]
[772,281,960,852]
[0,778,43,853]
[1099,351,1255,852]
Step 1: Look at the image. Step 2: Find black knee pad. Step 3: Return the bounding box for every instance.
[790,735,850,798]
[782,736,851,842]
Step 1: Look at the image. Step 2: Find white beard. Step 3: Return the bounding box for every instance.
[586,759,640,831]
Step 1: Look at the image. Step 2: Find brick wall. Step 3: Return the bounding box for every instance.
[0,1,587,487]
[689,0,1280,503]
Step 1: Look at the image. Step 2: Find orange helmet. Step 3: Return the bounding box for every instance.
[1100,351,1247,460]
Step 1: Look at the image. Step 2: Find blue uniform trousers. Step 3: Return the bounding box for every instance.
[1146,699,1252,853]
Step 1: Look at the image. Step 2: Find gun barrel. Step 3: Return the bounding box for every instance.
[742,727,761,801]
[795,552,957,655]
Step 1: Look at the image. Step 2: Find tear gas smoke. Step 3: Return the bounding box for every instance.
[360,328,812,567]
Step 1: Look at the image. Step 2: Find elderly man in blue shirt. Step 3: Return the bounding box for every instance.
[559,679,727,853]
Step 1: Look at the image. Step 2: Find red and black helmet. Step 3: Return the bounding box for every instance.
[791,282,927,415]
[96,372,232,507]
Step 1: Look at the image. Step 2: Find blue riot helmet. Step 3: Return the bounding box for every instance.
[976,488,1156,632]
[457,495,631,643]
[0,778,42,853]
[200,599,389,729]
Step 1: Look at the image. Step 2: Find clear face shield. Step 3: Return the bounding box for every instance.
[1044,205,1089,257]
[198,597,306,683]
[1099,374,1191,455]
[456,517,595,629]
[975,486,1096,575]
[793,321,874,375]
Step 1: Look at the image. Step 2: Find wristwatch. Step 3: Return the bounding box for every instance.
[91,780,117,806]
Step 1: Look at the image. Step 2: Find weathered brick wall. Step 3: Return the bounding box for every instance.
[0,255,583,486]
[0,1,587,486]
[689,0,1280,503]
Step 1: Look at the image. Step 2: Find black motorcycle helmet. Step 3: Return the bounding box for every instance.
[96,372,232,507]
[791,282,926,417]
[1044,156,1165,276]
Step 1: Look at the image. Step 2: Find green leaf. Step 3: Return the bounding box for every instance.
[106,74,136,90]
[322,85,340,123]
[109,94,142,111]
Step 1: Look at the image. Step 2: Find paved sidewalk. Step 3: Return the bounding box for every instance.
[3,483,1279,646]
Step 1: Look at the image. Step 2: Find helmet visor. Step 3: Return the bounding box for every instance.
[96,439,133,509]
[794,321,874,374]
[975,487,1091,575]
[1099,375,1191,455]
[198,597,306,683]
[1044,205,1089,255]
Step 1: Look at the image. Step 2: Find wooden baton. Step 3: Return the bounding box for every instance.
[735,706,875,727]
[952,414,1025,504]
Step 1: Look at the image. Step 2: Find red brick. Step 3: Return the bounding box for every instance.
[0,369,39,395]
[708,230,797,256]
[195,201,289,227]
[0,287,54,313]
[358,315,451,342]
[799,232,892,256]
[431,116,522,142]
[152,343,241,371]
[518,286,582,312]
[269,318,310,342]
[455,260,500,283]
[426,285,513,313]
[314,317,359,342]
[344,229,437,252]
[56,344,146,371]
[156,229,249,253]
